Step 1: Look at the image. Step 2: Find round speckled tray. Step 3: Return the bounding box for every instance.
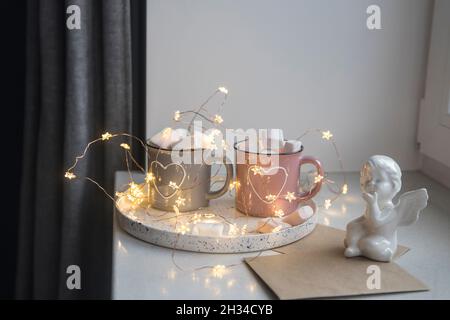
[116,193,317,253]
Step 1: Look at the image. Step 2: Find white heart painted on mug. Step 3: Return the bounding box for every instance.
[150,160,186,199]
[247,165,288,204]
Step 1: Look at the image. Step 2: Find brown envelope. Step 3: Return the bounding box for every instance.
[245,225,428,299]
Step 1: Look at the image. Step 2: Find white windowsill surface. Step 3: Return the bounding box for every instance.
[112,171,450,300]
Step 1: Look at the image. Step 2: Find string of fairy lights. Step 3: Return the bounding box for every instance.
[64,86,348,277]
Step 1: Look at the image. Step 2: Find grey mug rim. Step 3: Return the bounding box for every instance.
[146,140,206,152]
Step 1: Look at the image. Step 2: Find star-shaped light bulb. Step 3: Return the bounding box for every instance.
[168,181,179,190]
[251,166,263,176]
[265,194,277,202]
[129,181,138,189]
[145,172,155,183]
[274,209,285,218]
[229,180,240,190]
[342,184,348,195]
[218,87,228,94]
[175,196,186,207]
[173,110,181,122]
[212,265,227,278]
[120,143,130,150]
[322,130,333,140]
[222,140,229,150]
[65,171,76,180]
[314,174,324,183]
[284,192,296,203]
[101,132,113,141]
[213,114,223,124]
[324,199,332,209]
[177,224,190,235]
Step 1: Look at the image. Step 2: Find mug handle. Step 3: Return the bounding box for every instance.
[206,157,234,200]
[297,155,324,202]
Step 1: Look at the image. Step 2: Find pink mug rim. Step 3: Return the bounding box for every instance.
[233,139,304,156]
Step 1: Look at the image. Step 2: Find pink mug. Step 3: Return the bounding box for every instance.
[234,141,324,217]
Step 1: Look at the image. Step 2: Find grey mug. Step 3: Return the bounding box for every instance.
[146,142,233,212]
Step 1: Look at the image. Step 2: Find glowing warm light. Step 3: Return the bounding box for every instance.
[272,225,283,233]
[63,84,352,278]
[177,224,190,235]
[145,172,155,183]
[227,279,235,288]
[129,182,138,188]
[168,181,179,190]
[324,199,332,209]
[162,127,172,138]
[222,140,229,150]
[218,86,228,94]
[284,192,296,203]
[229,180,240,190]
[274,209,285,218]
[228,223,239,236]
[212,265,227,278]
[175,196,186,207]
[314,174,324,183]
[120,143,130,150]
[122,182,145,208]
[213,114,223,124]
[101,132,113,141]
[65,171,76,180]
[209,142,218,151]
[173,110,181,121]
[251,166,263,176]
[240,224,248,235]
[167,269,176,280]
[342,183,348,195]
[191,213,202,224]
[322,130,333,140]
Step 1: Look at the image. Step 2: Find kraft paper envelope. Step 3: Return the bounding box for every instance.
[273,225,410,257]
[245,225,428,299]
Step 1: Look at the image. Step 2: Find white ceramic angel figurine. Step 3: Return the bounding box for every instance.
[344,155,428,262]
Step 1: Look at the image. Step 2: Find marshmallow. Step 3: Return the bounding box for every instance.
[174,128,189,139]
[192,221,224,237]
[256,218,291,233]
[172,135,196,150]
[259,129,284,143]
[258,129,284,153]
[283,140,302,153]
[172,130,216,150]
[149,127,185,149]
[282,205,314,226]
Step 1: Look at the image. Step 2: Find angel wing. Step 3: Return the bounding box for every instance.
[395,188,428,226]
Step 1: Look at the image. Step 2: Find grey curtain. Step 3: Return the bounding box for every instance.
[17,0,145,299]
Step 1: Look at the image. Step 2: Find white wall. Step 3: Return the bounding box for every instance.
[146,0,433,171]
